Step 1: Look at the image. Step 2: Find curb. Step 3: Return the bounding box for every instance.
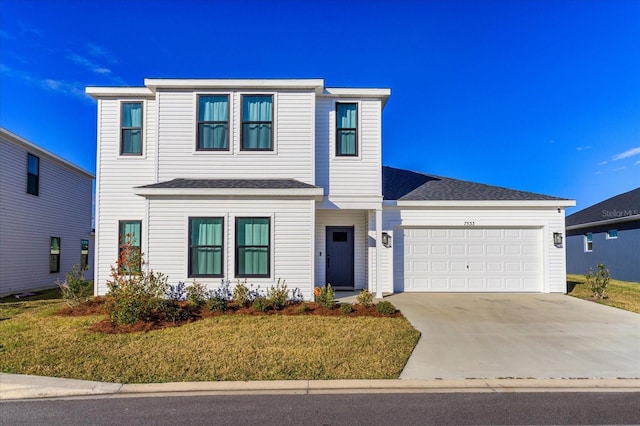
[2,374,639,400]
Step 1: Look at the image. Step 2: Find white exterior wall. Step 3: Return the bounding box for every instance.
[156,90,315,184]
[95,196,315,297]
[94,97,156,295]
[0,132,94,296]
[382,206,568,293]
[315,98,382,197]
[314,209,368,289]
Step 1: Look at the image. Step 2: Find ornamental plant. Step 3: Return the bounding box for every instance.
[356,289,374,308]
[267,278,288,310]
[586,264,611,300]
[104,240,169,325]
[186,281,209,307]
[315,284,336,309]
[57,264,92,307]
[375,300,396,315]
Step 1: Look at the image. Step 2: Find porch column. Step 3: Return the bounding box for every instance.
[375,208,383,299]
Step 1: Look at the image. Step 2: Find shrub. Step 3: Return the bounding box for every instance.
[375,300,396,315]
[206,296,227,312]
[210,279,232,301]
[267,279,288,310]
[57,265,92,307]
[289,287,304,303]
[186,281,209,307]
[586,264,611,300]
[296,302,311,314]
[165,281,187,301]
[104,242,169,325]
[160,299,191,323]
[315,284,336,309]
[232,280,250,307]
[356,289,374,308]
[253,296,271,312]
[340,303,353,314]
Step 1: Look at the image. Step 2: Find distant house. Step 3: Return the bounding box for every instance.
[86,78,574,298]
[566,187,640,282]
[0,127,94,296]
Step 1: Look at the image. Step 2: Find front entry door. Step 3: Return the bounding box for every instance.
[325,226,354,289]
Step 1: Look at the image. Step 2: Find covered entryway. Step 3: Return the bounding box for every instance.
[325,226,355,289]
[399,227,542,292]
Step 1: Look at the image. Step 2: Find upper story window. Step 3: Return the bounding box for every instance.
[336,103,358,156]
[189,217,224,277]
[606,229,618,239]
[27,153,39,196]
[584,232,593,252]
[236,217,270,278]
[197,95,229,150]
[81,239,89,270]
[121,102,143,155]
[241,95,273,150]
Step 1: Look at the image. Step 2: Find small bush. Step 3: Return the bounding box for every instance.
[210,279,232,301]
[267,279,288,310]
[186,281,209,307]
[586,264,611,300]
[160,299,191,324]
[289,287,304,303]
[253,296,271,312]
[296,302,311,314]
[165,282,187,301]
[356,289,374,308]
[375,300,396,315]
[340,303,353,314]
[57,265,92,307]
[206,296,227,312]
[315,284,336,309]
[233,280,250,307]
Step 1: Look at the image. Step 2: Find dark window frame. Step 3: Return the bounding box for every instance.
[50,236,60,273]
[120,101,143,155]
[188,217,224,278]
[197,95,230,151]
[241,94,274,151]
[80,239,89,270]
[235,217,271,278]
[118,220,142,273]
[335,102,358,157]
[27,153,39,196]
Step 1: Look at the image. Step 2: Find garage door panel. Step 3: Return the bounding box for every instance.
[402,227,542,292]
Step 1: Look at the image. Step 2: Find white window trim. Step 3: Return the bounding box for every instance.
[236,92,278,156]
[193,91,234,156]
[606,229,618,240]
[230,213,275,282]
[584,233,593,252]
[118,99,147,159]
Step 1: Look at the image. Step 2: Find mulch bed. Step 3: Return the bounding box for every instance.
[56,298,401,334]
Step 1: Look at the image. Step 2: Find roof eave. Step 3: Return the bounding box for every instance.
[566,215,640,231]
[133,187,324,198]
[396,199,576,208]
[144,78,326,93]
[85,87,154,98]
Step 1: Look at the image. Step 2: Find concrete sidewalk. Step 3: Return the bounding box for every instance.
[2,373,639,400]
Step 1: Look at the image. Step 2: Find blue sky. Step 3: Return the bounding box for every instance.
[1,0,638,213]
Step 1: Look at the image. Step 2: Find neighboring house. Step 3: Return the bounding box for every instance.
[0,127,94,297]
[86,78,574,298]
[566,187,640,282]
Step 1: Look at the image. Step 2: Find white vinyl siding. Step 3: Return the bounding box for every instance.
[315,98,382,198]
[156,90,314,184]
[0,132,94,296]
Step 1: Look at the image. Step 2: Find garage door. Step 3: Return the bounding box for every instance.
[401,228,542,292]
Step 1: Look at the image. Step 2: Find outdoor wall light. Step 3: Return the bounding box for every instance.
[553,232,563,248]
[381,232,391,248]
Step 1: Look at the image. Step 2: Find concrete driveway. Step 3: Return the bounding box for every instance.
[387,293,640,379]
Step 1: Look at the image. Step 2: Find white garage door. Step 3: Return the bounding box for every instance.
[402,228,542,292]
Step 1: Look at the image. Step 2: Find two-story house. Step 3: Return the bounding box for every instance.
[0,127,94,296]
[87,79,574,298]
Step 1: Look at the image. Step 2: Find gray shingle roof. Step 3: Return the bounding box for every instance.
[565,187,640,226]
[137,178,319,190]
[382,166,568,201]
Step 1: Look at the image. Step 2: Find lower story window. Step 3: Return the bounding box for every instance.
[50,237,60,273]
[119,220,141,273]
[584,232,593,252]
[189,217,224,277]
[236,217,270,278]
[81,239,89,270]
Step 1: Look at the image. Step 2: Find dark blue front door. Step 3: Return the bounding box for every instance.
[325,226,354,288]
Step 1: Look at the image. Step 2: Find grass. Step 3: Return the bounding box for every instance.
[567,274,640,314]
[0,294,420,384]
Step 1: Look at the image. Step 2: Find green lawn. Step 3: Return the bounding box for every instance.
[567,274,640,313]
[0,294,420,383]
